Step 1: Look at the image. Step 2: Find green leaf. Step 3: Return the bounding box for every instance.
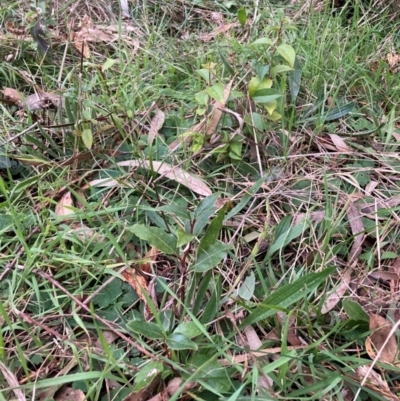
[127,320,164,340]
[200,275,221,323]
[174,321,203,338]
[176,228,195,248]
[195,91,209,106]
[324,102,356,121]
[128,224,178,255]
[166,333,198,350]
[289,58,302,102]
[342,299,369,322]
[251,37,273,46]
[266,219,310,259]
[133,361,163,392]
[240,267,335,327]
[251,88,283,104]
[252,61,270,81]
[276,44,296,68]
[271,64,293,74]
[196,69,210,82]
[218,47,235,77]
[238,7,247,27]
[206,83,225,103]
[237,272,255,300]
[193,242,230,273]
[248,77,272,97]
[190,193,219,235]
[102,58,117,71]
[198,202,230,254]
[82,128,93,149]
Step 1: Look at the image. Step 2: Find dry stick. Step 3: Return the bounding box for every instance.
[352,318,400,401]
[34,270,154,358]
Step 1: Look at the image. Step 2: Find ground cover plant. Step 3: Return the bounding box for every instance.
[0,0,400,400]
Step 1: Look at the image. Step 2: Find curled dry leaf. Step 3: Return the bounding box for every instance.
[1,88,63,111]
[367,314,398,364]
[55,191,74,217]
[0,361,26,401]
[55,387,85,401]
[122,269,148,304]
[117,160,212,197]
[141,247,159,274]
[148,109,165,146]
[321,269,351,314]
[328,134,352,152]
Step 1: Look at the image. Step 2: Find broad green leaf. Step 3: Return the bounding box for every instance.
[190,353,231,393]
[251,88,283,104]
[166,333,198,350]
[82,128,93,149]
[266,219,310,259]
[217,47,235,76]
[198,202,230,254]
[190,193,219,235]
[127,320,164,340]
[238,7,247,27]
[264,100,277,115]
[129,224,178,255]
[248,77,273,97]
[238,272,255,300]
[252,60,270,81]
[276,44,296,68]
[176,228,195,247]
[229,141,242,160]
[160,310,174,332]
[251,37,273,46]
[289,58,302,102]
[275,215,292,238]
[206,83,225,103]
[342,299,369,322]
[193,242,230,273]
[196,69,210,82]
[324,102,356,121]
[271,64,293,74]
[266,110,282,121]
[102,58,116,71]
[174,321,203,338]
[200,275,221,324]
[240,266,335,327]
[195,91,209,106]
[133,361,163,392]
[192,271,212,316]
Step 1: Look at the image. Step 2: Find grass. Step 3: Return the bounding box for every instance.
[0,0,400,400]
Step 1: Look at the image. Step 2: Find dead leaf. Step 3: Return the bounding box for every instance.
[141,247,159,274]
[1,87,23,103]
[94,331,118,350]
[346,201,364,264]
[68,222,97,243]
[116,160,212,197]
[0,361,26,401]
[322,269,351,314]
[55,387,85,401]
[328,134,352,152]
[148,109,165,146]
[55,192,74,216]
[168,80,233,152]
[354,366,400,401]
[124,375,160,401]
[367,314,398,364]
[122,269,148,304]
[200,22,238,42]
[276,312,303,346]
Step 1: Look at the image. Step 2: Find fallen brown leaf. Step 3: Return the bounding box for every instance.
[148,109,165,146]
[367,314,398,364]
[55,192,74,216]
[55,387,85,401]
[321,269,351,314]
[122,269,148,304]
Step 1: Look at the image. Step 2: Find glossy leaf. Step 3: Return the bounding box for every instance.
[251,88,283,104]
